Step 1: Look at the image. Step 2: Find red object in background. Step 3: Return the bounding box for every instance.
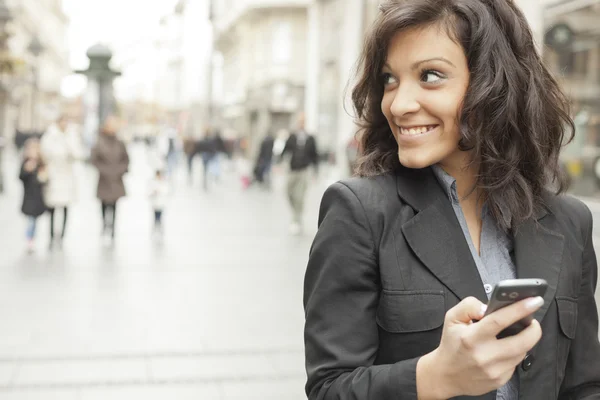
[241,175,251,190]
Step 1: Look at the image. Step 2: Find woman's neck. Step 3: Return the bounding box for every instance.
[438,156,482,204]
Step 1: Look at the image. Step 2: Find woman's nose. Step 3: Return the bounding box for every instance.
[390,88,421,117]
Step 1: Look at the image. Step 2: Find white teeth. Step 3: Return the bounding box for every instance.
[400,125,436,136]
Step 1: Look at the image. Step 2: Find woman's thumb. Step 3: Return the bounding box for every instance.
[446,297,487,324]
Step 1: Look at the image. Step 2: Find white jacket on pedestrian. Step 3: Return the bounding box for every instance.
[149,178,170,210]
[40,124,84,207]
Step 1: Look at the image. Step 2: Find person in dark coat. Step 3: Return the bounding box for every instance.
[280,113,319,235]
[252,132,275,187]
[19,138,48,253]
[91,116,130,239]
[183,136,197,185]
[196,128,226,191]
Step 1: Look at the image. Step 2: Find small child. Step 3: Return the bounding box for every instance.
[149,169,169,234]
[19,138,48,252]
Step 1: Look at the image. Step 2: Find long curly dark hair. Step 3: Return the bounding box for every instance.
[352,0,574,231]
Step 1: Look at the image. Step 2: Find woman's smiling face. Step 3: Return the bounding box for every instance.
[381,25,471,171]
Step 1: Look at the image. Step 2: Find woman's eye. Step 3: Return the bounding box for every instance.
[421,70,445,84]
[382,73,397,86]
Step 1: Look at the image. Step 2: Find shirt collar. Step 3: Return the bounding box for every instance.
[430,164,514,226]
[431,164,459,204]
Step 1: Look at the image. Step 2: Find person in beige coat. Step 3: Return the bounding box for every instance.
[40,115,84,247]
[91,116,129,239]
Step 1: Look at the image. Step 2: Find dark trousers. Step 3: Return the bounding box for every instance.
[101,201,117,236]
[154,210,163,226]
[48,207,68,239]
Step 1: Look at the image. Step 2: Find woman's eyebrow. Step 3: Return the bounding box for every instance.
[411,57,456,69]
[383,57,456,72]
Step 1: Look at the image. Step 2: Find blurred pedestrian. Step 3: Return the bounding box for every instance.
[183,136,197,185]
[198,127,222,191]
[211,129,226,182]
[252,131,275,188]
[19,138,48,253]
[40,114,83,248]
[91,116,130,240]
[280,113,319,235]
[156,124,181,179]
[149,169,169,235]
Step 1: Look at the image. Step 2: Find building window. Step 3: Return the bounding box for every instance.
[271,21,292,64]
[568,49,590,78]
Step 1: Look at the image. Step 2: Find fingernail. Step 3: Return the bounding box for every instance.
[525,296,544,310]
[480,304,487,316]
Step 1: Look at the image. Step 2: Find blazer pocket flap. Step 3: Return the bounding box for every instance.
[376,290,445,333]
[556,297,578,340]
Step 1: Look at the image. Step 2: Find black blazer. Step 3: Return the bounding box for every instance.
[281,133,319,172]
[304,167,600,400]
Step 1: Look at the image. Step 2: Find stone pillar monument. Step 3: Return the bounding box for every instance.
[75,44,121,148]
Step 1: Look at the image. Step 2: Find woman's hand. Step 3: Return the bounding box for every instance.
[417,296,544,399]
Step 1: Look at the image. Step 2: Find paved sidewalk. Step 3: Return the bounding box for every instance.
[0,144,330,399]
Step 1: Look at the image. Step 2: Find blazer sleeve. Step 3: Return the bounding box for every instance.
[304,182,420,400]
[559,205,600,398]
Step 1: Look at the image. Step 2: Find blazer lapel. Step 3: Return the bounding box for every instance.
[513,210,565,322]
[397,167,488,303]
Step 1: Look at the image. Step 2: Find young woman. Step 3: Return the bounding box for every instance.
[40,115,82,247]
[303,1,600,399]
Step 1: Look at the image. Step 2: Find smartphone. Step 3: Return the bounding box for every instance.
[483,278,548,339]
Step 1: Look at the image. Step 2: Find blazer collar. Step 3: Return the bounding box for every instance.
[397,167,562,321]
[395,166,549,221]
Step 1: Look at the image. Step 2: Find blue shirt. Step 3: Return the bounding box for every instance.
[431,164,518,400]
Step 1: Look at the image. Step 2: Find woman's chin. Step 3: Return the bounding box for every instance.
[398,154,434,170]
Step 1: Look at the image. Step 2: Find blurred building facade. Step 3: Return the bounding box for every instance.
[154,0,212,134]
[211,0,310,152]
[6,0,70,136]
[112,0,212,138]
[543,0,600,144]
[303,0,378,167]
[207,0,592,170]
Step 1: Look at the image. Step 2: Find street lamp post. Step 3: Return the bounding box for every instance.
[27,35,44,133]
[0,0,12,194]
[75,44,121,147]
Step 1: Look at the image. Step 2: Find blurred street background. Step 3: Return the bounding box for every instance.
[0,0,598,398]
